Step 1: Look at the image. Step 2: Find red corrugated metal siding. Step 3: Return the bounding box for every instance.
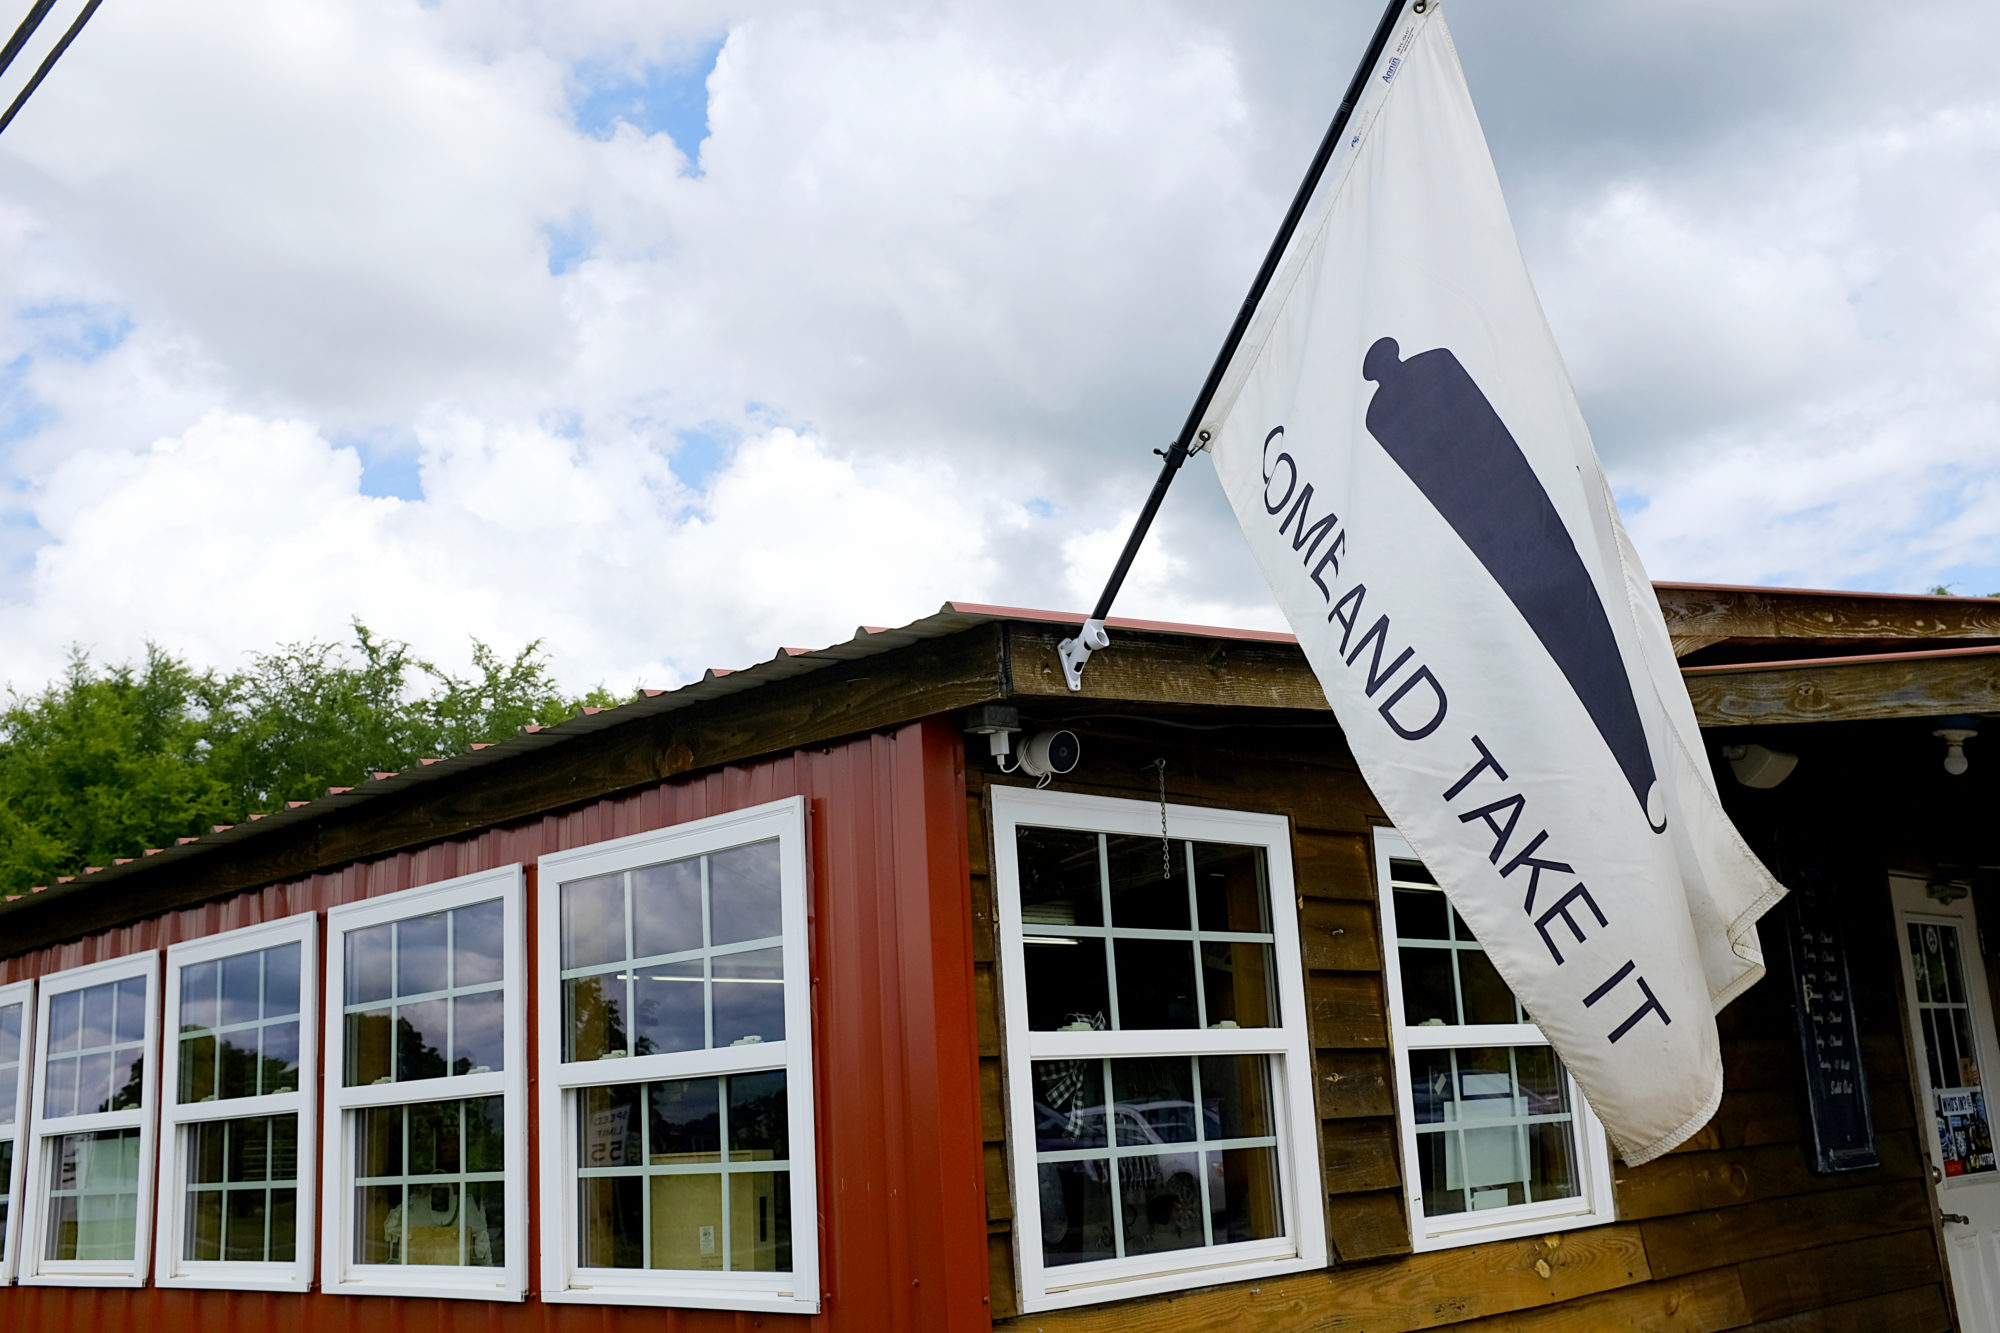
[0,718,990,1333]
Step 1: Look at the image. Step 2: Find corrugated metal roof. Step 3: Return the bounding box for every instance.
[0,601,1295,909]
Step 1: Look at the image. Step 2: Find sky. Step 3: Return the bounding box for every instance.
[0,0,1996,695]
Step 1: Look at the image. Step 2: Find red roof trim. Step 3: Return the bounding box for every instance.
[1681,643,2000,675]
[940,601,1299,645]
[1656,580,2000,605]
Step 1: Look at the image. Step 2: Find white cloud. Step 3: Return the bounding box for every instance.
[2,0,1998,696]
[6,407,1035,691]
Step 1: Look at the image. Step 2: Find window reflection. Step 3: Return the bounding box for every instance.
[344,902,505,1086]
[353,1097,505,1267]
[44,979,148,1118]
[576,1072,791,1273]
[1031,1055,1281,1268]
[1016,828,1277,1033]
[560,840,786,1063]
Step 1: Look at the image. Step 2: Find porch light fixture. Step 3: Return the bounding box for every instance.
[1934,718,1978,776]
[1722,743,1798,789]
[1928,878,1970,906]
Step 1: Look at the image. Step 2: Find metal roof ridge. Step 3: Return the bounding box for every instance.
[1656,579,2000,605]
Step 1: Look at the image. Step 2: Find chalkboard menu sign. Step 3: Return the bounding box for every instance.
[1781,868,1879,1173]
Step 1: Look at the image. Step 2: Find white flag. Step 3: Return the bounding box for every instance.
[1202,4,1786,1165]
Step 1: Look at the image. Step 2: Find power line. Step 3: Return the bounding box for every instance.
[0,0,103,138]
[0,2,57,80]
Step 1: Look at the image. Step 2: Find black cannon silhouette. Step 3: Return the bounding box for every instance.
[1362,336,1663,832]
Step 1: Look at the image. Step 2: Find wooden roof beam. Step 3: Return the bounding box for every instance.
[1684,646,2000,727]
[1657,583,2000,649]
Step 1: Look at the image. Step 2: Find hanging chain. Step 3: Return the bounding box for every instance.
[1148,758,1170,879]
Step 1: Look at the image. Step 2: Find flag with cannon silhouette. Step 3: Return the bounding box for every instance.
[1198,5,1785,1165]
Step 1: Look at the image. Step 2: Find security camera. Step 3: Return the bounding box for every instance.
[1018,730,1081,780]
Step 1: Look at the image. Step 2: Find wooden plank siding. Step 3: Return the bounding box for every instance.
[973,715,1951,1333]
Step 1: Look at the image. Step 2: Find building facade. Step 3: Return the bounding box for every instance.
[1,586,1995,1332]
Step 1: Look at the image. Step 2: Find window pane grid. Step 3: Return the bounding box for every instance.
[179,943,304,1104]
[44,1129,141,1262]
[1385,848,1598,1238]
[1392,872,1525,1027]
[560,841,786,1064]
[42,979,148,1119]
[0,1139,13,1264]
[1,995,20,1264]
[345,901,507,1086]
[0,998,23,1129]
[1031,1054,1283,1268]
[184,1115,299,1263]
[1020,829,1279,1034]
[352,1097,505,1268]
[574,1071,792,1274]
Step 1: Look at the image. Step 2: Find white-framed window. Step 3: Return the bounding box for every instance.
[0,978,33,1284]
[155,912,319,1290]
[17,951,162,1286]
[321,865,528,1300]
[1374,827,1617,1250]
[991,786,1326,1314]
[535,796,819,1315]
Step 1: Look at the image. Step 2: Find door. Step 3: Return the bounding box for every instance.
[1894,874,2000,1330]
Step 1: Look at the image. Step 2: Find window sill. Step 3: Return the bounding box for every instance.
[20,1272,148,1288]
[540,1279,820,1314]
[154,1270,313,1293]
[323,1271,525,1301]
[1411,1195,1617,1252]
[1021,1245,1316,1315]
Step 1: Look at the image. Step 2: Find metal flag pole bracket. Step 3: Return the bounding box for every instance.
[1058,0,1413,692]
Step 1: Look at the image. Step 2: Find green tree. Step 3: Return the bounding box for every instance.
[0,646,234,893]
[0,624,622,896]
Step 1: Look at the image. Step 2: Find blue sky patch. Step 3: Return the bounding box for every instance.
[572,34,726,171]
[0,354,51,446]
[1025,497,1054,519]
[19,301,132,363]
[545,217,594,275]
[339,431,425,501]
[673,422,734,491]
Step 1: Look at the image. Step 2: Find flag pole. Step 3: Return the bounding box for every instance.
[1058,0,1420,690]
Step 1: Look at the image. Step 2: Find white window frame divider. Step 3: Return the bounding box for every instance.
[320,865,528,1301]
[155,911,319,1291]
[17,950,162,1287]
[535,795,819,1315]
[991,786,1327,1315]
[0,977,34,1285]
[1373,826,1618,1251]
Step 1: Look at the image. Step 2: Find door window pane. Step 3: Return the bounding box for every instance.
[1909,920,1998,1176]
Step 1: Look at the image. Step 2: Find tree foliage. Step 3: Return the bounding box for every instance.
[0,623,620,896]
